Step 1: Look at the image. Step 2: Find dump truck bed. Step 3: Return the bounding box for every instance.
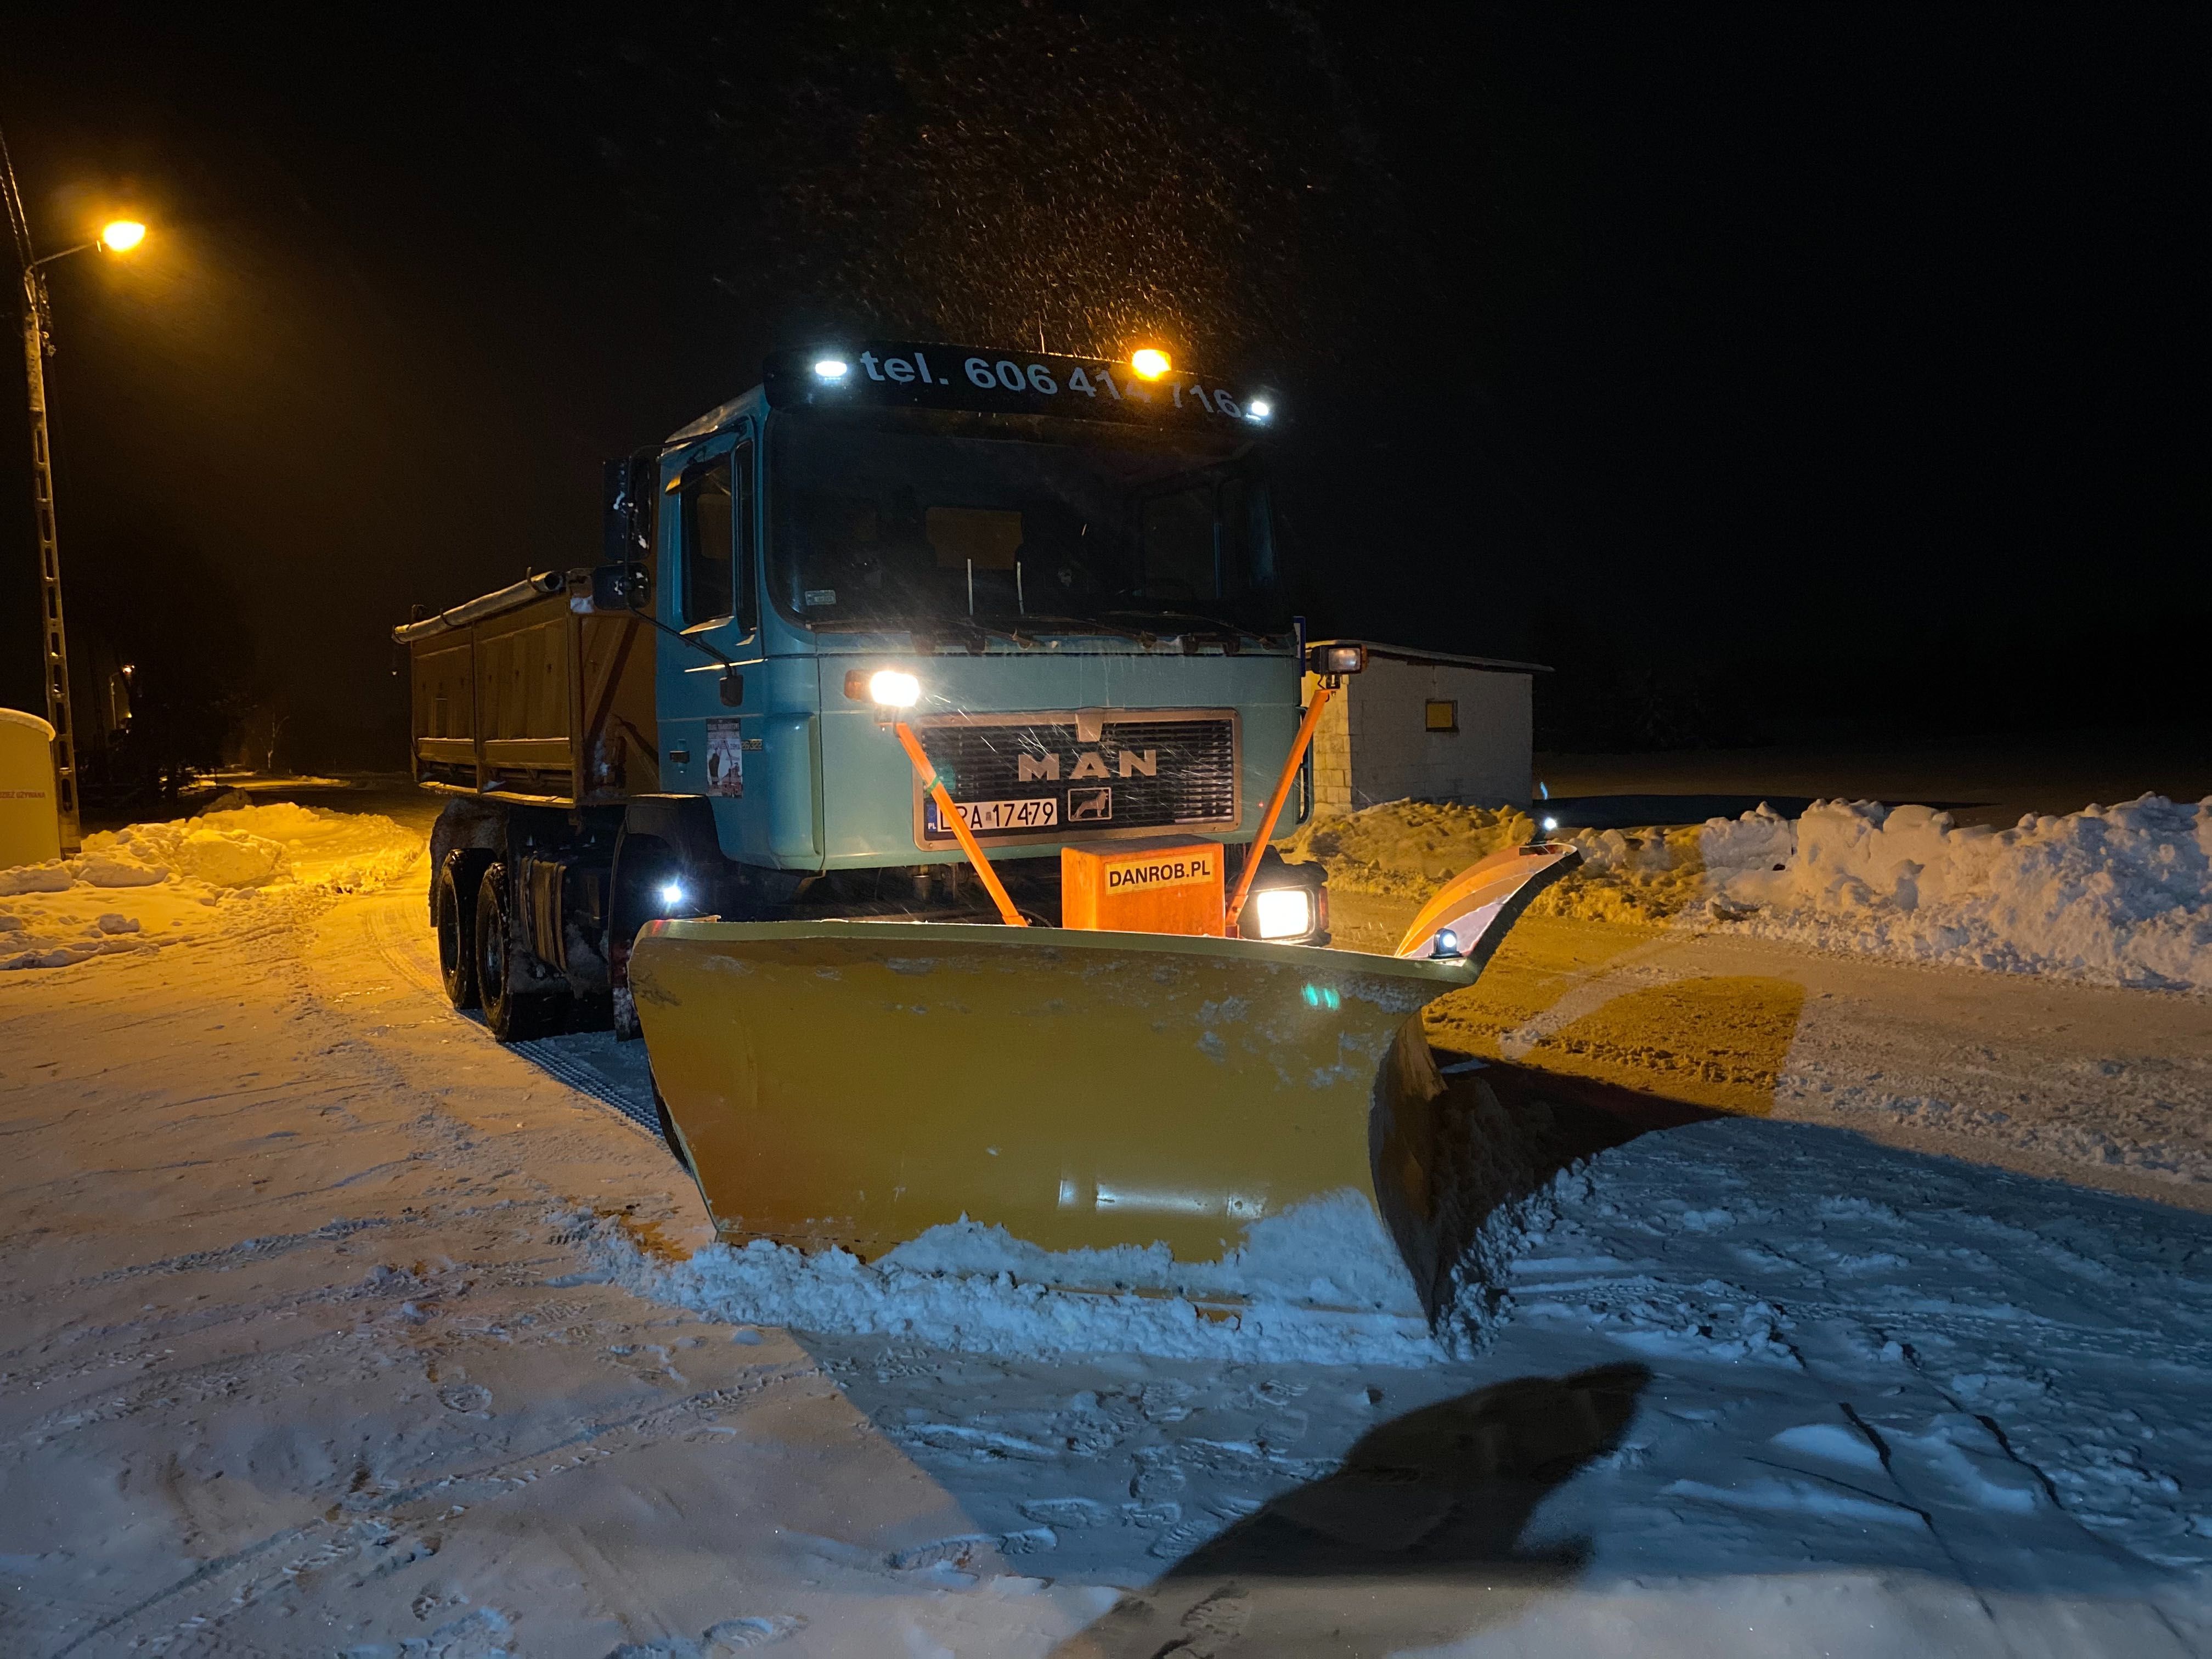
[394,569,659,806]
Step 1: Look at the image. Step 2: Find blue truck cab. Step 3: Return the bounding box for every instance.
[401,341,1326,1041]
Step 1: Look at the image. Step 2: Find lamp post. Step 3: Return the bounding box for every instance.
[3,126,146,850]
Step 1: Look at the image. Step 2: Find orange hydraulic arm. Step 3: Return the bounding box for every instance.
[893,720,1028,928]
[1224,680,1335,935]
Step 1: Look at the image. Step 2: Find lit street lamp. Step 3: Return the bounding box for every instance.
[3,123,148,850]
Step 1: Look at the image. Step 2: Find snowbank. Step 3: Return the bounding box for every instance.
[1698,795,2212,991]
[1,802,420,970]
[591,1192,1489,1367]
[1295,795,2212,992]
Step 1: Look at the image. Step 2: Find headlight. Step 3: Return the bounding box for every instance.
[658,880,687,909]
[1249,887,1314,941]
[868,669,921,708]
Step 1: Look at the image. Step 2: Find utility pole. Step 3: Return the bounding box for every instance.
[2,126,79,849]
[1,131,142,849]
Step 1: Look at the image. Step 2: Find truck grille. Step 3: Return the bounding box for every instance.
[912,710,1240,848]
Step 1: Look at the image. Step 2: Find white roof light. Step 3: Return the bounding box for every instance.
[1247,399,1273,421]
[813,358,850,380]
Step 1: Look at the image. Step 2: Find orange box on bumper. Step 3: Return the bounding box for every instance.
[1060,837,1226,936]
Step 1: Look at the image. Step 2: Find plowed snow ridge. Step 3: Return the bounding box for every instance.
[1296,794,2212,992]
[1,802,421,969]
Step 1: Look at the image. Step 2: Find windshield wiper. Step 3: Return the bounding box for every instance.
[1103,609,1282,642]
[1008,612,1158,644]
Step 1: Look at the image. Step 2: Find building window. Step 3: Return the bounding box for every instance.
[1424,699,1458,733]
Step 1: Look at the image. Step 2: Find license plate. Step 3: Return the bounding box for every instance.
[924,796,1059,836]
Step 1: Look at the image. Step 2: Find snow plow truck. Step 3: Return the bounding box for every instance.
[396,342,1576,1321]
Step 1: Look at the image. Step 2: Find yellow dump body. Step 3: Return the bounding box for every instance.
[630,921,1476,1276]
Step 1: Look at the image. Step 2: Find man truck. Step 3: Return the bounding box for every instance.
[395,341,1333,1041]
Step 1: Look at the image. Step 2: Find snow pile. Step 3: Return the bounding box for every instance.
[1693,795,2212,991]
[1285,802,1703,924]
[1294,794,2212,991]
[87,800,422,891]
[593,1192,1459,1366]
[1,802,420,970]
[1283,802,1538,902]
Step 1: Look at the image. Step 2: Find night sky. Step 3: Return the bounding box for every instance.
[3,5,2202,771]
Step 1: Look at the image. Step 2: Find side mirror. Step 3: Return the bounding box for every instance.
[718,671,744,708]
[592,563,651,611]
[1306,641,1366,678]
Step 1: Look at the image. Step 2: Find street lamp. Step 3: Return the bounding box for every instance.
[3,127,148,849]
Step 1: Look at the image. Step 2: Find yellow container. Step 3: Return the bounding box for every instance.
[0,708,61,869]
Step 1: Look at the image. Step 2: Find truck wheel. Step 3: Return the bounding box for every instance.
[475,863,566,1042]
[436,859,479,1009]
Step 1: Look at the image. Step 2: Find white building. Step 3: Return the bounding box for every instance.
[1304,641,1548,814]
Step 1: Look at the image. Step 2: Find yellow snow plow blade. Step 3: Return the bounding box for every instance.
[629,849,1578,1315]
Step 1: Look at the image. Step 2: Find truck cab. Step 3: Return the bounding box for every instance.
[399,342,1328,1040]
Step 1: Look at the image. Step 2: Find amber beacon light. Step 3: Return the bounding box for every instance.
[1129,347,1171,380]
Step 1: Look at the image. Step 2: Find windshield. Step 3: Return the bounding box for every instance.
[766,408,1284,635]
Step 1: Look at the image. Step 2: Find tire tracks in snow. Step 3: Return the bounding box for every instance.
[47,1364,820,1657]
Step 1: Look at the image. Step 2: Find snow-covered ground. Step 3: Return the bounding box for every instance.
[3,802,2210,1654]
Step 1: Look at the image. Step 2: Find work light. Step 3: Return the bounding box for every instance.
[1249,887,1314,941]
[868,669,921,708]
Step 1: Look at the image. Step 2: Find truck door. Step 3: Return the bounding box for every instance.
[660,427,765,815]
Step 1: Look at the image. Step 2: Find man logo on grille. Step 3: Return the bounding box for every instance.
[1022,749,1155,782]
[1068,788,1113,822]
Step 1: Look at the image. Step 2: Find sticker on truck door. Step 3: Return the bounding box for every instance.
[704,719,744,797]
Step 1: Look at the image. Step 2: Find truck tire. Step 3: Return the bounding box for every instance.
[436,858,480,1009]
[474,863,567,1042]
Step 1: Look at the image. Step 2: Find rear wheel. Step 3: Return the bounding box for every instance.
[436,859,479,1009]
[474,863,567,1042]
